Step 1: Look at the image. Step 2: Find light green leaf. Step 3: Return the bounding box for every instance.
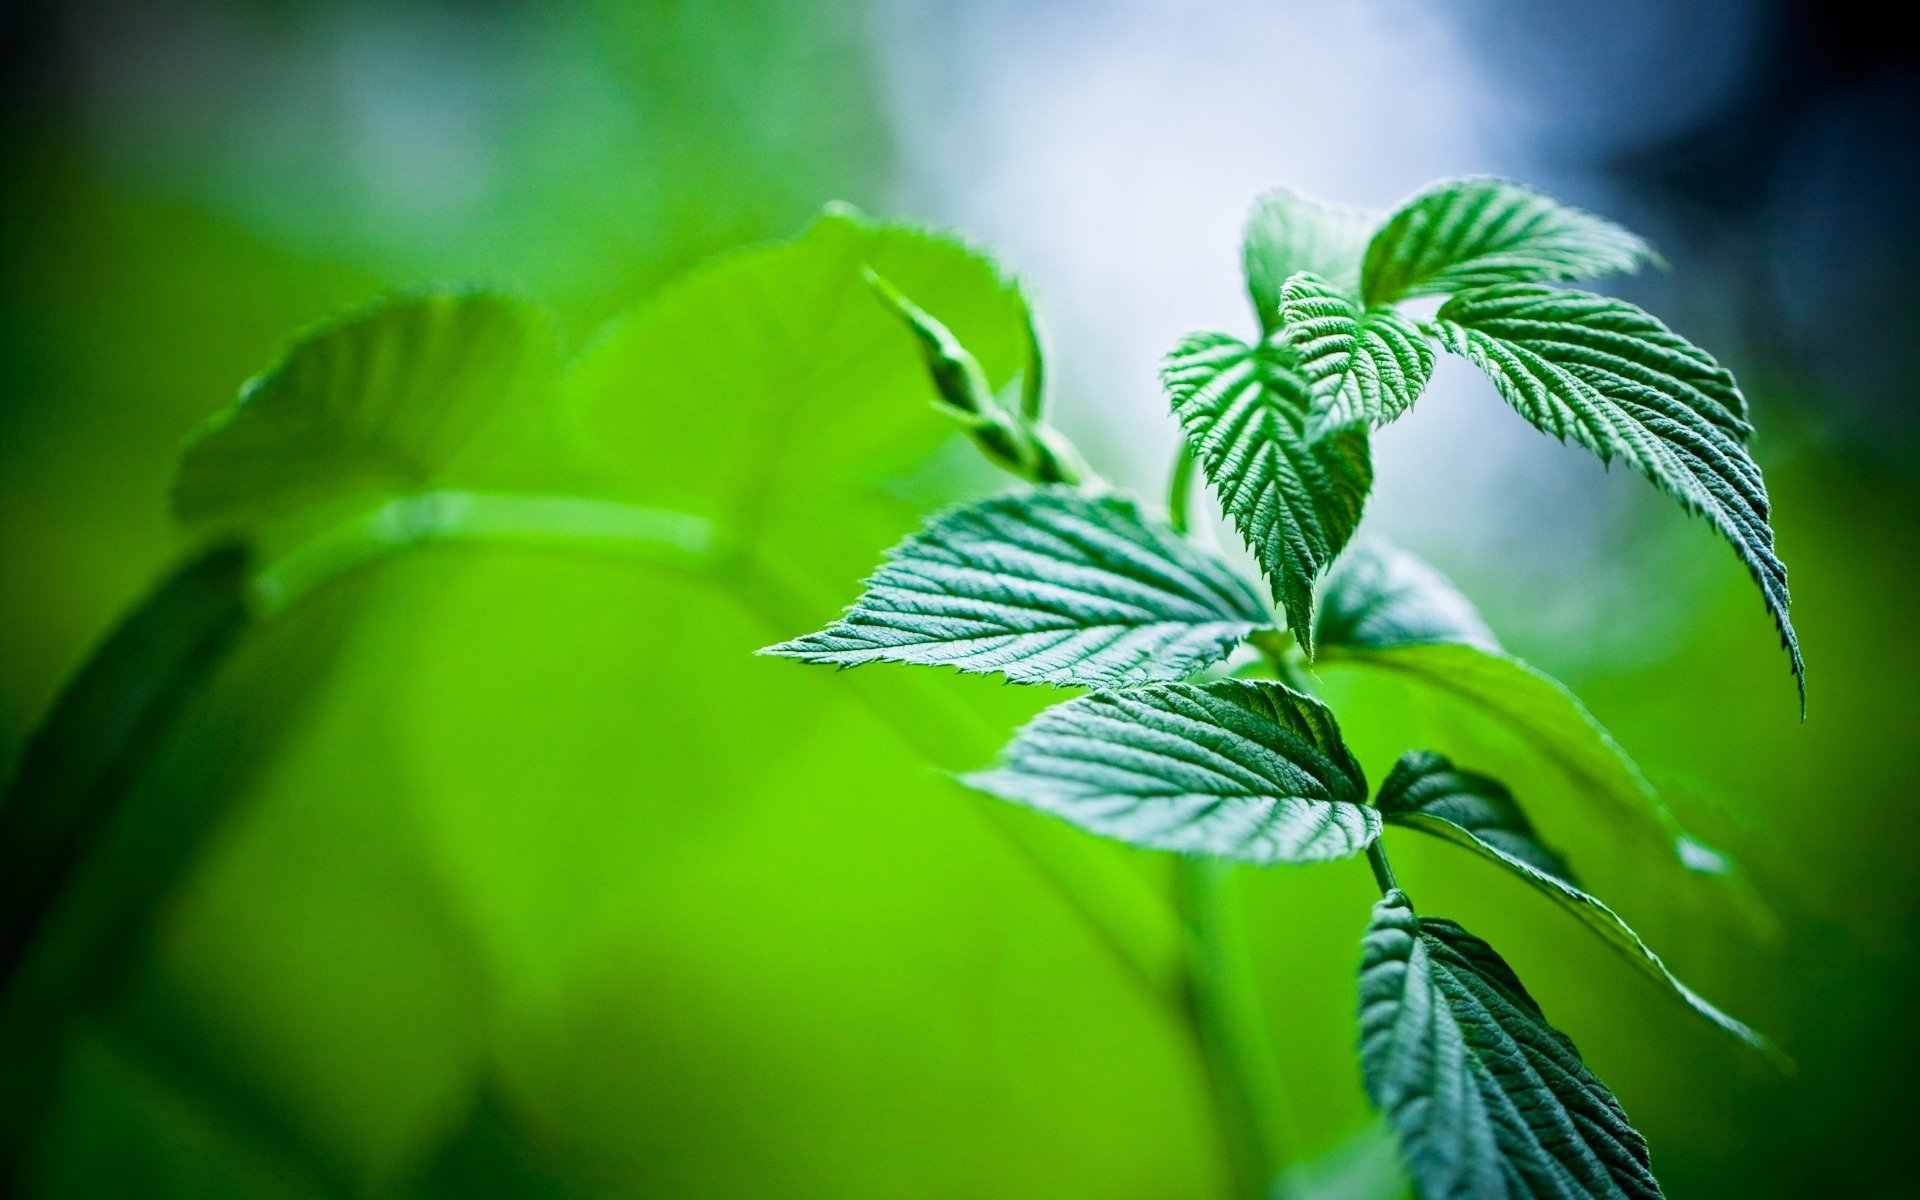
[1279,273,1434,428]
[1375,753,1776,1059]
[1162,332,1373,657]
[1432,284,1798,707]
[965,679,1377,864]
[1359,891,1663,1200]
[1361,176,1659,306]
[1244,188,1377,329]
[563,205,1036,589]
[1316,539,1498,653]
[1320,642,1693,861]
[1376,751,1572,883]
[761,486,1270,688]
[173,292,556,524]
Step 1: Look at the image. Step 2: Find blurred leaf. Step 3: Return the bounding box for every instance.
[1315,541,1497,653]
[1320,642,1687,861]
[1376,752,1775,1058]
[1357,891,1660,1200]
[1242,189,1376,327]
[763,486,1268,687]
[967,680,1376,864]
[1360,177,1657,306]
[1376,751,1573,884]
[173,294,557,525]
[0,543,254,984]
[1162,332,1372,656]
[1432,284,1800,709]
[1278,273,1433,429]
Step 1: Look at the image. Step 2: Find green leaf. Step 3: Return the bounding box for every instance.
[965,679,1377,864]
[1431,284,1798,707]
[1376,751,1572,883]
[1279,273,1435,428]
[1320,641,1692,862]
[1162,332,1373,656]
[173,292,556,524]
[1361,176,1659,306]
[563,205,1037,589]
[0,543,254,980]
[1316,539,1498,653]
[1358,891,1662,1200]
[761,486,1270,688]
[1244,188,1377,329]
[1374,753,1776,1059]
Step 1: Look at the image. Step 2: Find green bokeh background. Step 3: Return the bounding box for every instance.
[2,2,1916,1197]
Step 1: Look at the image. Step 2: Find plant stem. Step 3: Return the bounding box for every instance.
[1176,855,1298,1200]
[1167,443,1197,534]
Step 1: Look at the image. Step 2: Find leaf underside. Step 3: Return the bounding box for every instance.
[1280,273,1434,429]
[1378,752,1773,1057]
[1432,284,1798,709]
[1359,891,1663,1200]
[1362,176,1658,306]
[762,487,1270,688]
[966,679,1377,864]
[1162,332,1372,656]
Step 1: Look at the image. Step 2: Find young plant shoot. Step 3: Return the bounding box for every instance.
[765,176,1800,1200]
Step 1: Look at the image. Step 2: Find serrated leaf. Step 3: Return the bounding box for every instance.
[1431,284,1798,707]
[1316,539,1498,653]
[1376,751,1573,883]
[1358,891,1662,1200]
[173,292,556,524]
[1162,332,1373,656]
[1361,176,1659,306]
[1279,273,1435,428]
[761,486,1269,687]
[1375,753,1776,1059]
[965,679,1377,864]
[1244,188,1377,330]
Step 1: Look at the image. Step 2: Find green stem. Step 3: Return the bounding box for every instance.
[1167,442,1197,535]
[1177,856,1299,1199]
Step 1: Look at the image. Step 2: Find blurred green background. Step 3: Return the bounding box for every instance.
[2,1,1916,1196]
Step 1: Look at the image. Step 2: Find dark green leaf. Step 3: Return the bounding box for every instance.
[1361,177,1658,306]
[1244,188,1377,329]
[0,543,254,981]
[762,486,1270,687]
[1316,539,1498,653]
[1358,891,1662,1200]
[1162,332,1373,656]
[173,293,556,524]
[1376,751,1573,883]
[1432,284,1797,708]
[1375,754,1777,1059]
[1280,273,1434,428]
[966,679,1377,864]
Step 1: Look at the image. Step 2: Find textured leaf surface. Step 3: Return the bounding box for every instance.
[1376,751,1573,883]
[1375,755,1773,1057]
[1162,333,1372,655]
[966,680,1377,864]
[762,487,1269,687]
[1316,539,1498,653]
[1361,177,1658,305]
[1244,189,1377,328]
[1280,273,1434,428]
[1358,891,1662,1200]
[1432,284,1799,706]
[174,293,555,523]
